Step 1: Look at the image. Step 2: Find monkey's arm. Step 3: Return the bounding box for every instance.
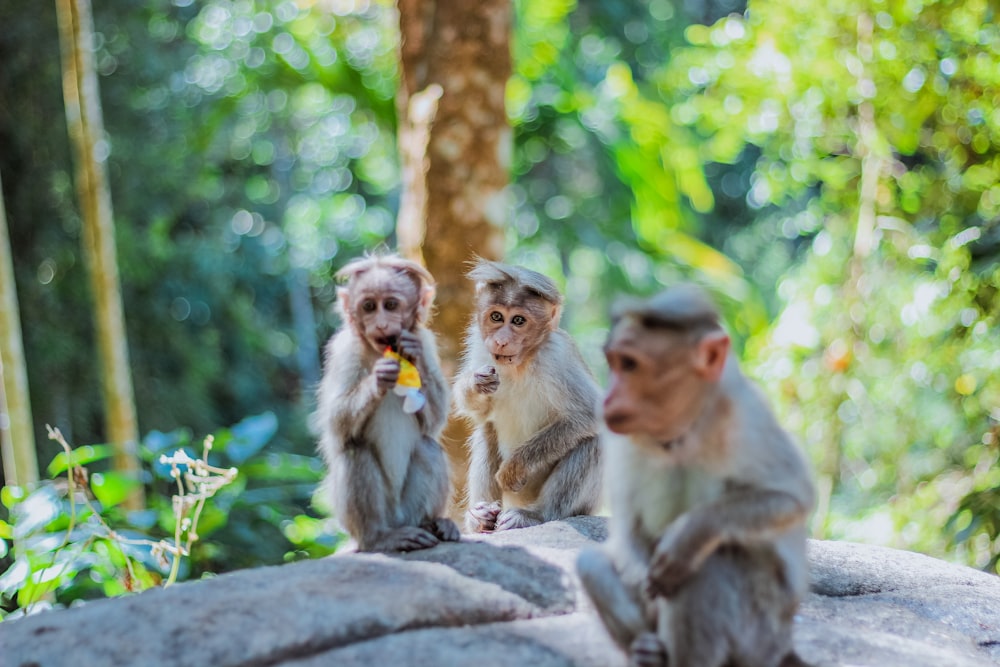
[648,486,810,597]
[496,409,597,492]
[468,424,502,496]
[453,369,496,420]
[465,423,504,532]
[402,329,450,436]
[318,335,396,443]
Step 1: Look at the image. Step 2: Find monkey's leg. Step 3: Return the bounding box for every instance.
[537,435,602,521]
[577,548,652,653]
[342,446,439,553]
[660,591,730,667]
[666,547,796,667]
[402,436,460,543]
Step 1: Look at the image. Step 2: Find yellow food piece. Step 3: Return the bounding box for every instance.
[383,347,422,389]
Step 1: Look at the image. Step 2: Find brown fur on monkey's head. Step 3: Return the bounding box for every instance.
[467,258,562,315]
[603,283,731,442]
[611,283,722,336]
[466,258,564,367]
[335,252,437,329]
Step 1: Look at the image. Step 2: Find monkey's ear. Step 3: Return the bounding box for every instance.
[693,331,729,382]
[336,286,354,325]
[417,284,436,323]
[548,302,563,331]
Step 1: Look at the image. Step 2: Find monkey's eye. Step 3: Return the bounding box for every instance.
[489,311,503,323]
[361,299,377,313]
[511,315,526,326]
[384,298,399,312]
[618,355,638,372]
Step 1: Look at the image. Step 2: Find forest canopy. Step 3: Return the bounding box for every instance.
[0,0,998,613]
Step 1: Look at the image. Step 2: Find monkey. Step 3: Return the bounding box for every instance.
[453,259,602,533]
[313,253,460,552]
[576,284,815,667]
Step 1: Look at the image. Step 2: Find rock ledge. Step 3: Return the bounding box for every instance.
[1,516,998,667]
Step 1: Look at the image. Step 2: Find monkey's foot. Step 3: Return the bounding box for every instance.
[494,508,543,531]
[779,652,813,667]
[466,501,502,532]
[423,517,461,542]
[373,526,440,552]
[629,632,668,667]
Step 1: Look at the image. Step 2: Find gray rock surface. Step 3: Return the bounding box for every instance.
[1,516,998,667]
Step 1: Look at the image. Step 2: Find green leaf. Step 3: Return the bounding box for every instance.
[91,472,141,509]
[47,445,114,476]
[0,557,30,597]
[240,453,323,482]
[1,485,27,509]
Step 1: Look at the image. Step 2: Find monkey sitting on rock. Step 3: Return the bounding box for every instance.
[314,254,459,553]
[454,259,603,533]
[578,285,815,667]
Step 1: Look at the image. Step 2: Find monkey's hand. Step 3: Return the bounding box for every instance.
[467,501,502,532]
[474,364,500,394]
[495,452,528,492]
[397,330,423,364]
[647,513,719,598]
[629,633,668,667]
[373,356,401,392]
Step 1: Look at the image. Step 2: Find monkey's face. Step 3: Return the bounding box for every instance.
[479,299,555,368]
[602,319,714,444]
[343,268,420,353]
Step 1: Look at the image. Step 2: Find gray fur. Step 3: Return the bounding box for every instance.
[313,259,456,553]
[455,265,602,533]
[579,287,815,667]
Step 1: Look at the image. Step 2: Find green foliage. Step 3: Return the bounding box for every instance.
[0,414,341,620]
[140,413,341,573]
[660,0,1000,568]
[510,0,1000,571]
[2,0,1000,587]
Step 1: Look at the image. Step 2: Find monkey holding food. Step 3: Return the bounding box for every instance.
[578,285,815,667]
[454,259,602,533]
[314,253,459,552]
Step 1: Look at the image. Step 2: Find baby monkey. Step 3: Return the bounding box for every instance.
[314,254,459,552]
[454,259,602,532]
[578,285,815,667]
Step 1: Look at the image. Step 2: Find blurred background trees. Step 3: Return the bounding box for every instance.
[0,0,998,610]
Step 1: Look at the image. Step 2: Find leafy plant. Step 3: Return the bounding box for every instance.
[0,413,342,620]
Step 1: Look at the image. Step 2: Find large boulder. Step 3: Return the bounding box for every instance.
[1,516,998,666]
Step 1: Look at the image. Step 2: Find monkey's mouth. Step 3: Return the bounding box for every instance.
[375,335,399,350]
[604,414,630,434]
[493,354,517,365]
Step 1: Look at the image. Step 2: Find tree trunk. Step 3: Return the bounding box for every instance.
[396,0,510,515]
[0,171,39,488]
[55,0,144,509]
